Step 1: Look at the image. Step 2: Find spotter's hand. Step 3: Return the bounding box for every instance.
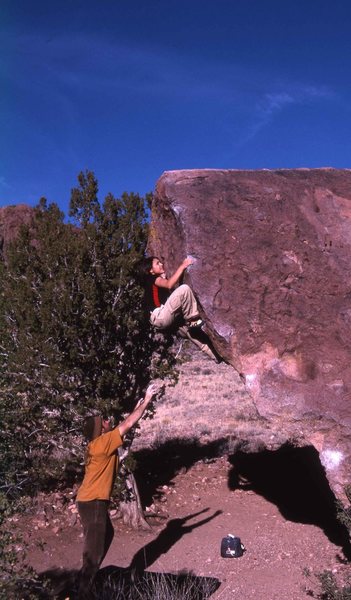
[137,383,162,408]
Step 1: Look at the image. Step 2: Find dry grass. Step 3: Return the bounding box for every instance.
[135,343,268,453]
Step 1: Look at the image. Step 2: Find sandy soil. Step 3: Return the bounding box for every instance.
[20,350,351,599]
[24,453,350,599]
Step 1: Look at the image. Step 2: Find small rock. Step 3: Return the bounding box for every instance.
[69,513,77,527]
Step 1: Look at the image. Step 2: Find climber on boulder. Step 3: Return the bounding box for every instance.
[137,256,221,362]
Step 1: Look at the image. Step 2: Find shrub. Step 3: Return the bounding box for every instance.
[0,172,175,497]
[336,485,351,537]
[0,171,176,590]
[316,570,351,600]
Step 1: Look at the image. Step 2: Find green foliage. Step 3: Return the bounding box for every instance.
[316,570,351,599]
[336,485,351,536]
[0,494,40,599]
[304,484,351,600]
[0,170,177,598]
[0,171,175,500]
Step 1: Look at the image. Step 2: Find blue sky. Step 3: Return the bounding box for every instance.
[1,0,351,216]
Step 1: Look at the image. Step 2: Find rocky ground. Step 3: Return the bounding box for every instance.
[14,348,351,599]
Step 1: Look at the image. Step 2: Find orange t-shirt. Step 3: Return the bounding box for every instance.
[76,427,123,502]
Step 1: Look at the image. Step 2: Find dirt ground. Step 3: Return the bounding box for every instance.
[24,453,350,599]
[19,350,351,599]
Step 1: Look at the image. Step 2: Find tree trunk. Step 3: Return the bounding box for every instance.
[117,436,151,530]
[119,471,151,530]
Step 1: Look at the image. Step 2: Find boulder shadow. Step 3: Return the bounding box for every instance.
[228,444,351,560]
[134,438,227,506]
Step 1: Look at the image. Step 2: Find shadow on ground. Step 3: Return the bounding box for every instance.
[24,440,350,597]
[228,443,351,559]
[30,565,221,599]
[31,506,222,599]
[129,508,222,571]
[135,438,228,506]
[136,439,351,560]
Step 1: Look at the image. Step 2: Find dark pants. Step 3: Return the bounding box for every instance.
[77,500,114,599]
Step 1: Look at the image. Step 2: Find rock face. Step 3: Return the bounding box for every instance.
[150,168,351,503]
[0,204,33,258]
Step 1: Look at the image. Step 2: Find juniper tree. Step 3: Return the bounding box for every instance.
[0,171,174,528]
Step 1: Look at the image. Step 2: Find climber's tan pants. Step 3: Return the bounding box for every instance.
[150,284,199,330]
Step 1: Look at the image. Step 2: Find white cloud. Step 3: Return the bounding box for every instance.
[259,85,333,117]
[5,30,243,103]
[2,28,338,149]
[242,83,335,143]
[0,176,11,189]
[259,91,295,116]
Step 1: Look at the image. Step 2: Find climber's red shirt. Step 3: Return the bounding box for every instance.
[144,274,170,312]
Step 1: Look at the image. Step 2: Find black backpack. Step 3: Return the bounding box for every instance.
[220,535,245,558]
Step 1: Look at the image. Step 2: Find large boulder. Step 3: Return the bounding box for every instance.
[150,168,351,503]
